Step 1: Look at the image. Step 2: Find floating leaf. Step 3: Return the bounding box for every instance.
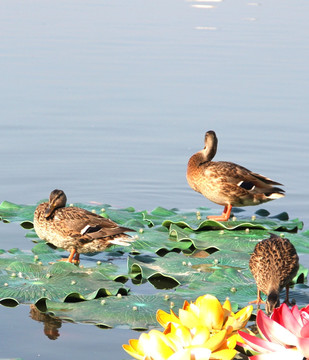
[168,224,309,254]
[123,227,191,255]
[127,251,308,311]
[0,200,308,320]
[158,207,303,232]
[128,252,250,286]
[0,261,128,304]
[44,293,185,330]
[0,201,35,229]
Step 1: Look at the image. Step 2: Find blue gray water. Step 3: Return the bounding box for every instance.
[0,0,309,358]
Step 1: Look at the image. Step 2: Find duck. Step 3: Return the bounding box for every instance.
[249,234,299,315]
[186,130,285,221]
[33,189,135,263]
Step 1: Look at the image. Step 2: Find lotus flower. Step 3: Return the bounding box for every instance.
[238,303,309,359]
[157,294,253,335]
[123,294,253,360]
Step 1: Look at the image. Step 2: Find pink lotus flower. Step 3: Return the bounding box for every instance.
[238,303,309,359]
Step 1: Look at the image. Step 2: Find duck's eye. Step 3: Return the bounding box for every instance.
[237,181,255,191]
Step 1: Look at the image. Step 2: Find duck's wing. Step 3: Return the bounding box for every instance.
[54,207,135,239]
[208,161,284,193]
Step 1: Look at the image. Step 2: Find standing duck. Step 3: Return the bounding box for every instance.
[186,131,285,221]
[33,189,135,263]
[249,234,299,315]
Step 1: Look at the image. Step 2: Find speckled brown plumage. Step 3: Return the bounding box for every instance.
[249,234,299,315]
[34,189,135,263]
[186,131,285,221]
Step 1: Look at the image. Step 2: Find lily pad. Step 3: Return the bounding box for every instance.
[0,248,61,267]
[0,201,35,229]
[0,199,308,320]
[169,224,309,254]
[0,261,129,305]
[127,251,308,311]
[44,293,185,330]
[154,207,303,232]
[120,227,191,255]
[128,252,251,285]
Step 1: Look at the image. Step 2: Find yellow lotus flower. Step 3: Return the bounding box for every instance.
[157,294,252,335]
[123,322,236,360]
[123,294,253,360]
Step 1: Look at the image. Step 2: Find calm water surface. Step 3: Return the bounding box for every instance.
[0,0,309,359]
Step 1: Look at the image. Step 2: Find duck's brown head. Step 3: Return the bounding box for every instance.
[266,290,280,316]
[203,130,218,161]
[45,189,67,218]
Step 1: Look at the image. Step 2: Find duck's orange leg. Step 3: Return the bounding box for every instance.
[59,249,80,264]
[207,204,232,222]
[249,289,266,305]
[74,252,80,263]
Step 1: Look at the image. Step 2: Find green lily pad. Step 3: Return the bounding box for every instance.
[127,251,308,311]
[0,199,308,320]
[0,201,35,229]
[0,261,128,305]
[0,247,63,267]
[128,251,250,286]
[155,207,303,232]
[44,293,185,330]
[121,227,191,255]
[168,224,309,254]
[44,277,309,329]
[169,224,261,252]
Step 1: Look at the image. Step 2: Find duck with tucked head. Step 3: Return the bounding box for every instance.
[249,234,299,315]
[33,189,135,263]
[186,131,285,221]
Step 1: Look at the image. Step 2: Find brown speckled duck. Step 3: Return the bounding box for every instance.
[33,189,135,263]
[249,234,299,315]
[186,130,285,221]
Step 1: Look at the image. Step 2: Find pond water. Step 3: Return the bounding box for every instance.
[0,0,309,358]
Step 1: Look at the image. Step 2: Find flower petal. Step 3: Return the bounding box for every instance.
[190,347,212,360]
[168,349,191,360]
[122,343,144,360]
[250,349,304,360]
[157,309,181,328]
[191,326,210,346]
[224,305,253,332]
[183,300,190,311]
[273,303,301,337]
[179,309,200,329]
[148,330,175,360]
[257,310,298,347]
[300,322,309,338]
[238,330,284,353]
[188,303,201,318]
[234,305,253,323]
[164,323,187,351]
[197,295,224,330]
[296,336,309,358]
[223,298,232,313]
[175,325,192,348]
[204,329,227,352]
[210,349,237,360]
[225,333,237,349]
[291,305,303,327]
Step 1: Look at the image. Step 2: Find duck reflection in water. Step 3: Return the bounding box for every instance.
[30,305,62,340]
